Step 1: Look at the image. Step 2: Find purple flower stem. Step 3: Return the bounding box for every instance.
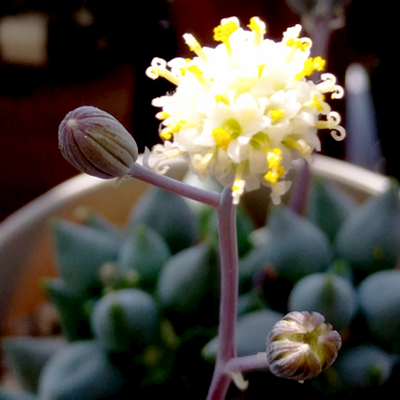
[225,355,269,374]
[128,163,220,208]
[206,188,239,400]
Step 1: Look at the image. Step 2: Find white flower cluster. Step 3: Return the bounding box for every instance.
[146,17,345,204]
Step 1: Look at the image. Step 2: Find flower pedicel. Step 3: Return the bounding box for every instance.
[147,16,345,204]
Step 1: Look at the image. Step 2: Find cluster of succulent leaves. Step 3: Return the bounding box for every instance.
[3,176,400,399]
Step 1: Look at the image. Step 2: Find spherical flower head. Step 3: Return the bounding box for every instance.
[266,311,342,381]
[59,106,138,179]
[146,17,345,204]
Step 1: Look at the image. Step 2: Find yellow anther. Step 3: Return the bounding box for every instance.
[231,177,245,204]
[215,95,229,105]
[295,56,326,80]
[183,33,208,63]
[248,17,266,45]
[264,168,284,184]
[286,38,310,52]
[186,64,211,89]
[156,111,170,120]
[267,148,283,169]
[258,64,266,78]
[214,20,239,55]
[282,137,311,156]
[160,121,185,140]
[270,110,285,122]
[212,127,231,150]
[310,95,325,112]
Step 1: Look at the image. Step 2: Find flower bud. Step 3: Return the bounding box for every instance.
[58,106,138,179]
[266,311,341,381]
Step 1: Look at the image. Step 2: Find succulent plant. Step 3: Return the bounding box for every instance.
[3,177,400,399]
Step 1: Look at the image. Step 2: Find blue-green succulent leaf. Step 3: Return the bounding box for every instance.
[307,178,356,243]
[52,220,120,296]
[240,206,332,285]
[38,340,124,400]
[288,272,357,330]
[91,289,159,353]
[157,244,211,313]
[0,388,37,400]
[43,278,92,342]
[358,270,400,349]
[129,187,199,254]
[202,309,283,361]
[2,338,65,394]
[118,224,170,289]
[335,180,400,275]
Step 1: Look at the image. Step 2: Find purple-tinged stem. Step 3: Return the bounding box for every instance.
[225,355,269,374]
[206,188,239,400]
[128,163,220,208]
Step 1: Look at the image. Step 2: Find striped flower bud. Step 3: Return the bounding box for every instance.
[59,106,138,179]
[266,311,341,381]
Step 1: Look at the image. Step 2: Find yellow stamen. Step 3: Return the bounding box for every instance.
[247,17,266,45]
[310,95,325,112]
[264,168,284,184]
[295,56,326,80]
[282,137,311,156]
[264,148,285,183]
[286,38,310,52]
[215,95,229,105]
[270,110,285,122]
[212,127,231,150]
[160,121,186,140]
[183,33,208,63]
[186,64,211,89]
[214,20,239,55]
[156,111,170,120]
[258,64,266,78]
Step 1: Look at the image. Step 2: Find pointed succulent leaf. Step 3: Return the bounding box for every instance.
[38,341,124,400]
[118,224,170,289]
[240,206,332,285]
[0,388,37,400]
[358,270,400,349]
[83,210,124,242]
[288,272,357,331]
[129,187,199,254]
[91,288,159,353]
[52,219,120,296]
[333,345,393,391]
[157,244,211,313]
[307,178,356,243]
[202,309,283,361]
[335,180,400,275]
[43,278,92,342]
[3,337,65,394]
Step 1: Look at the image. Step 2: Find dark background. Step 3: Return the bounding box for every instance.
[0,0,391,222]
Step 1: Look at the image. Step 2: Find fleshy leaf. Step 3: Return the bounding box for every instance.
[240,205,332,285]
[358,270,400,349]
[156,244,212,314]
[288,272,357,331]
[202,309,283,361]
[128,187,199,254]
[118,224,170,290]
[38,341,124,400]
[43,278,92,342]
[0,388,37,400]
[335,180,400,276]
[91,289,159,353]
[307,178,356,243]
[3,337,65,394]
[51,220,120,296]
